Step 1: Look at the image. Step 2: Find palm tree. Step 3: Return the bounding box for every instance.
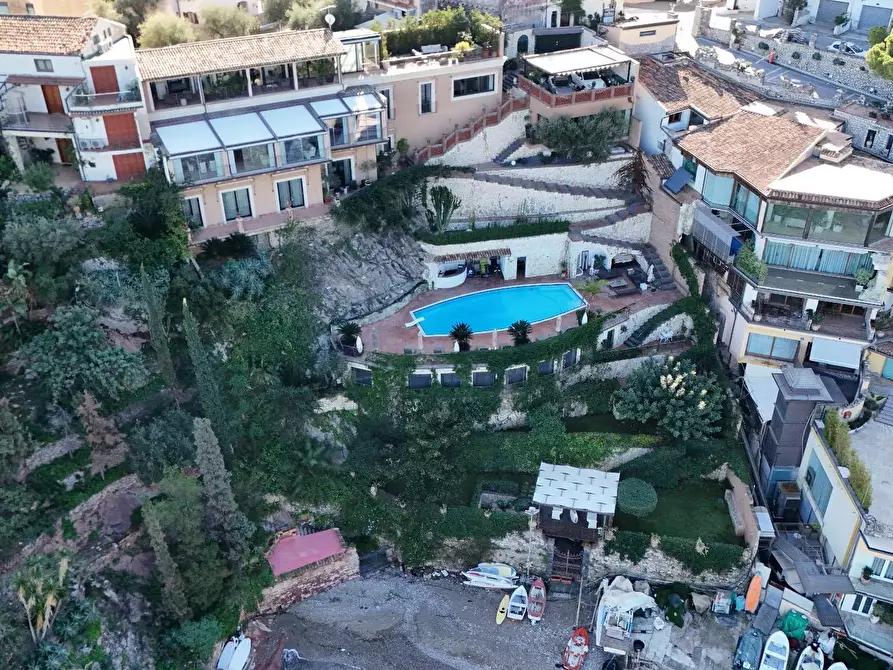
[449,322,473,351]
[337,322,362,347]
[508,320,532,346]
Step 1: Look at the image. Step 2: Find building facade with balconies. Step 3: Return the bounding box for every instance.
[133,27,506,241]
[0,15,150,183]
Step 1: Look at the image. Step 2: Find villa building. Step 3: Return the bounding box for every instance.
[133,26,506,241]
[0,15,150,183]
[0,0,92,16]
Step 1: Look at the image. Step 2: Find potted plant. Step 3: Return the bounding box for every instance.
[449,322,473,352]
[560,260,568,278]
[855,268,874,291]
[808,310,824,331]
[862,566,874,583]
[453,41,473,60]
[337,322,362,351]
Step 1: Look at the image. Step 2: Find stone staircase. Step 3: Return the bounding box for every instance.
[492,137,525,164]
[876,394,893,426]
[466,171,636,201]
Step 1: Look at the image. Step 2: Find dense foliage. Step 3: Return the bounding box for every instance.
[419,217,570,244]
[381,7,502,55]
[867,29,893,80]
[616,478,658,517]
[530,111,629,163]
[824,409,873,508]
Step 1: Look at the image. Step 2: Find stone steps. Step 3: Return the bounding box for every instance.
[877,396,893,426]
[492,137,525,164]
[468,172,635,201]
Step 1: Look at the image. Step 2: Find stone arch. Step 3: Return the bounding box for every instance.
[517,34,529,54]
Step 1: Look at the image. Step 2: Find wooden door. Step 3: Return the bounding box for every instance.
[102,113,139,148]
[42,85,64,114]
[112,153,146,182]
[56,138,75,165]
[90,66,119,94]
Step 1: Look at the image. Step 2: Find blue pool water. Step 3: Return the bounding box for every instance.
[412,284,586,337]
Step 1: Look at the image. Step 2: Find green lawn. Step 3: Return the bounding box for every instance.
[615,481,743,545]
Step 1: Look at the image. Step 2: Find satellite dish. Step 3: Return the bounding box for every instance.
[324,13,335,28]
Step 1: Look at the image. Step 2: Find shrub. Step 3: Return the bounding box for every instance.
[758,41,769,50]
[792,51,801,60]
[617,478,658,517]
[812,52,822,61]
[21,163,55,192]
[659,536,745,574]
[214,255,273,300]
[604,530,649,563]
[833,57,846,66]
[2,215,85,268]
[868,25,889,46]
[834,12,849,25]
[733,239,768,283]
[419,218,570,244]
[530,110,628,163]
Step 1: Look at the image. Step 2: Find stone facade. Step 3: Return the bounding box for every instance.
[259,545,360,613]
[580,211,652,243]
[429,111,527,167]
[562,353,670,387]
[833,107,893,162]
[642,313,694,344]
[485,158,631,189]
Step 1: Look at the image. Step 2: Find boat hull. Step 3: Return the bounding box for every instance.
[507,585,528,621]
[759,631,789,670]
[528,577,546,623]
[562,627,590,670]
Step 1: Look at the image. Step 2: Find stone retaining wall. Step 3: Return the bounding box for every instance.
[429,111,527,167]
[484,159,630,189]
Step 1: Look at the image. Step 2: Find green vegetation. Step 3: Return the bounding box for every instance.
[616,478,658,517]
[530,111,629,163]
[419,217,571,244]
[824,409,873,508]
[381,7,502,55]
[733,238,768,283]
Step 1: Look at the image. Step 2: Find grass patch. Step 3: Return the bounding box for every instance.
[419,218,570,245]
[614,481,741,545]
[564,413,657,435]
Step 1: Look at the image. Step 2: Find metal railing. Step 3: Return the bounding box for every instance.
[76,136,140,151]
[518,75,632,108]
[69,81,141,109]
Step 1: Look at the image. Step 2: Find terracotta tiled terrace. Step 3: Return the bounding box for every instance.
[360,275,682,354]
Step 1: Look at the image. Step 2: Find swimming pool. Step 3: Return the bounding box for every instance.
[412,283,586,337]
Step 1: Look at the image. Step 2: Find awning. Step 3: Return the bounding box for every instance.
[209,113,274,147]
[156,121,222,156]
[744,363,781,423]
[809,338,862,370]
[310,98,350,118]
[433,248,511,263]
[523,45,629,75]
[664,166,692,194]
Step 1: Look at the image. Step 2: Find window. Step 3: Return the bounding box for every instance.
[870,557,893,581]
[702,171,734,207]
[807,209,873,246]
[34,59,53,72]
[762,241,873,276]
[453,74,495,98]
[172,152,223,184]
[279,135,323,165]
[419,82,434,115]
[806,452,832,517]
[866,129,877,149]
[562,349,580,368]
[25,2,35,13]
[731,182,760,225]
[221,188,252,221]
[886,135,893,155]
[276,177,305,210]
[182,197,203,230]
[439,371,461,388]
[327,117,348,147]
[850,595,875,616]
[682,156,697,177]
[505,366,528,385]
[0,3,9,14]
[351,366,372,386]
[340,40,379,74]
[352,112,381,143]
[378,88,394,120]
[763,203,810,237]
[639,29,657,36]
[745,333,798,361]
[667,111,683,124]
[231,144,273,174]
[868,210,892,245]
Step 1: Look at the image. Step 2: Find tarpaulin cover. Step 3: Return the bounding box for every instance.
[780,610,808,641]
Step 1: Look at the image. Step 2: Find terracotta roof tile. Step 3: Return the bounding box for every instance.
[0,15,98,55]
[676,110,824,193]
[637,57,757,120]
[646,153,674,179]
[135,29,347,81]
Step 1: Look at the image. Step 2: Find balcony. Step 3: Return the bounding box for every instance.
[76,136,141,152]
[735,266,883,305]
[748,302,871,341]
[841,611,893,658]
[68,81,142,111]
[518,75,632,109]
[0,108,73,135]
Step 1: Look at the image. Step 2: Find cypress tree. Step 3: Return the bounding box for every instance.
[0,397,31,482]
[143,501,191,622]
[193,418,254,566]
[140,265,176,389]
[182,299,227,443]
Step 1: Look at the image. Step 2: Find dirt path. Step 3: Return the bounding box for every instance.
[252,571,613,669]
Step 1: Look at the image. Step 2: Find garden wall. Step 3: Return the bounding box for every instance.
[484,158,630,189]
[641,314,694,345]
[563,352,670,388]
[428,111,527,166]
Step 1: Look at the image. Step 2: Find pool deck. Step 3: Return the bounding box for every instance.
[362,275,682,354]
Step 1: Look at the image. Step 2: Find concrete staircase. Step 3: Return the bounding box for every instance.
[876,394,893,426]
[467,171,635,201]
[492,138,525,164]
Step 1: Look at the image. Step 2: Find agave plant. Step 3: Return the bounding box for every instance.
[507,320,532,346]
[449,322,473,351]
[337,322,362,346]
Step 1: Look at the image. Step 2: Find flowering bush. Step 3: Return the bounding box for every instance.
[612,357,724,441]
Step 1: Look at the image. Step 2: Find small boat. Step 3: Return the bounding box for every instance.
[461,570,516,589]
[745,574,762,613]
[496,594,509,625]
[733,628,764,670]
[827,663,848,670]
[476,563,516,578]
[759,631,789,670]
[527,577,546,624]
[593,577,658,656]
[562,627,590,670]
[794,642,823,670]
[506,585,528,621]
[217,634,251,670]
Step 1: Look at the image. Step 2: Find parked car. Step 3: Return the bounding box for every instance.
[827,40,868,57]
[570,71,607,90]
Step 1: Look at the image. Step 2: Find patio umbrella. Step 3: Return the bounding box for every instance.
[453,340,460,353]
[492,330,498,348]
[555,315,562,332]
[647,264,655,283]
[355,335,364,354]
[581,311,589,326]
[417,331,424,352]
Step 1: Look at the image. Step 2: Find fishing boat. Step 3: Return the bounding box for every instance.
[759,631,789,670]
[733,629,764,670]
[561,627,590,670]
[496,595,509,625]
[476,563,517,578]
[794,642,823,670]
[527,577,546,624]
[593,577,657,656]
[461,570,516,589]
[506,585,528,621]
[217,634,251,670]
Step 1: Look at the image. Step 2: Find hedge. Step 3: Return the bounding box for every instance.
[419,218,571,245]
[603,530,746,575]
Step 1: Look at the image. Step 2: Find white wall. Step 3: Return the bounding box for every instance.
[429,111,526,167]
[754,0,782,19]
[422,232,569,281]
[850,0,893,27]
[849,535,893,581]
[485,159,630,188]
[73,116,109,144]
[2,53,85,79]
[81,152,118,181]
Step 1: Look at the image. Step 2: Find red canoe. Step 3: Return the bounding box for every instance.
[562,627,590,670]
[528,577,546,623]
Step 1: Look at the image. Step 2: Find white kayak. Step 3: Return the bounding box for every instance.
[476,563,517,578]
[461,570,516,589]
[826,663,848,670]
[217,635,251,670]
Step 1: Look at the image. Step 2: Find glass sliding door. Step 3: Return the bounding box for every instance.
[221,188,252,221]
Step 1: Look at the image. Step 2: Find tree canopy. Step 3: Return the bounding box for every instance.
[198,6,259,39]
[867,30,893,80]
[531,110,629,163]
[138,13,196,48]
